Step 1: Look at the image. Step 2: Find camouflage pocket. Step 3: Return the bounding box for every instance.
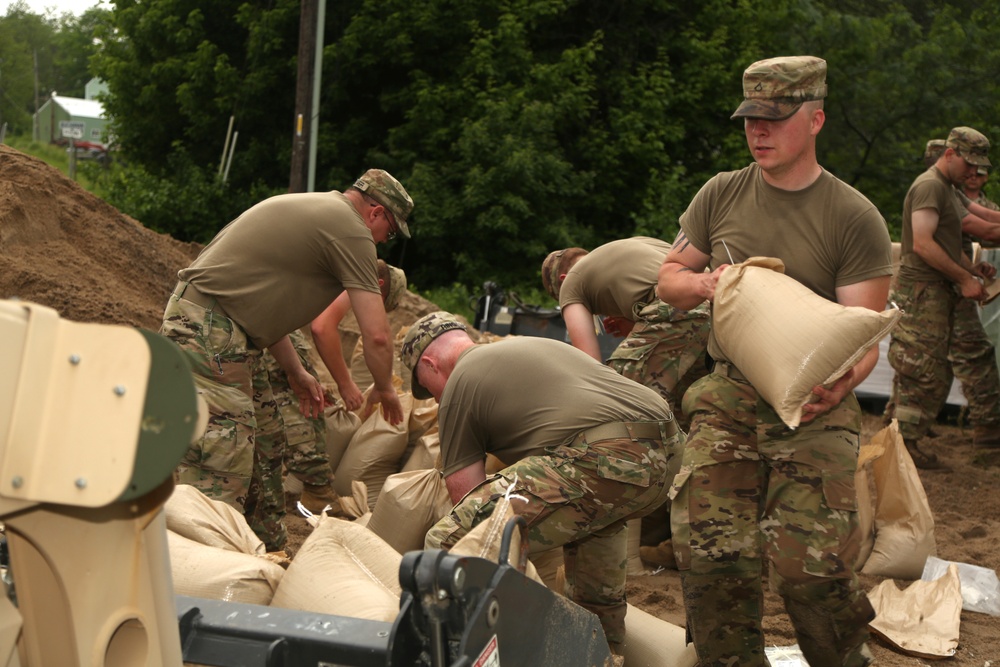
[596,454,651,487]
[820,469,857,512]
[607,338,656,364]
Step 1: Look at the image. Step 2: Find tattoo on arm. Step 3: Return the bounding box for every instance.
[674,231,691,253]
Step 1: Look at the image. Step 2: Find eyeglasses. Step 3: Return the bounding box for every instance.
[384,209,399,241]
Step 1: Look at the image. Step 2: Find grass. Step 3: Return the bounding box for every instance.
[4,133,104,195]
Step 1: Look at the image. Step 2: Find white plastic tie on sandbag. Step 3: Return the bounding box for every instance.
[922,555,1000,616]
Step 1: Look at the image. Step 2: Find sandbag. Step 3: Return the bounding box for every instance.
[367,469,454,554]
[712,257,901,429]
[270,516,402,622]
[450,483,543,585]
[334,382,414,507]
[868,563,961,659]
[164,483,264,555]
[853,436,883,569]
[408,397,439,445]
[401,428,441,472]
[167,530,285,605]
[621,603,698,667]
[859,421,936,579]
[324,400,363,473]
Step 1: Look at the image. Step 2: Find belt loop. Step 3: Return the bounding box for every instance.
[624,422,637,442]
[659,420,668,442]
[173,280,189,300]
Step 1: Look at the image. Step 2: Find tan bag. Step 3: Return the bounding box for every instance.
[164,484,264,555]
[450,483,543,585]
[868,563,961,659]
[334,383,414,507]
[859,421,936,579]
[621,603,698,667]
[401,428,441,472]
[324,400,362,473]
[167,530,285,605]
[853,436,883,569]
[367,469,454,554]
[270,516,401,622]
[712,257,901,429]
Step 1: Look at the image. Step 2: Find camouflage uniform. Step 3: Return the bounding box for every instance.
[264,329,334,487]
[607,299,711,431]
[674,56,887,667]
[425,425,681,645]
[160,295,288,551]
[888,128,1000,445]
[405,312,679,647]
[670,372,874,667]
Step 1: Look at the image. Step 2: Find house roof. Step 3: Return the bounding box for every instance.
[53,95,105,120]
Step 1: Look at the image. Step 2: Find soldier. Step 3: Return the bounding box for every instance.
[403,311,682,658]
[161,169,410,551]
[657,56,891,666]
[265,260,407,513]
[886,127,1000,468]
[964,165,999,211]
[541,237,711,430]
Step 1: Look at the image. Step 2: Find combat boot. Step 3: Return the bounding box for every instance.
[973,424,1000,449]
[639,539,677,569]
[903,439,949,470]
[299,483,341,515]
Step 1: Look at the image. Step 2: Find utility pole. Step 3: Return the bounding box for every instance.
[289,0,319,193]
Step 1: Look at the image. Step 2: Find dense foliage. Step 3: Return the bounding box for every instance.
[4,0,1000,298]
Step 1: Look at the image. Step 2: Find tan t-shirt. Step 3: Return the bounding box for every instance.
[178,191,380,349]
[899,168,965,282]
[679,164,892,360]
[559,237,669,319]
[438,337,672,477]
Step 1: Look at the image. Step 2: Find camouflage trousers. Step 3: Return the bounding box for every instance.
[263,329,334,487]
[160,295,288,551]
[425,422,683,645]
[886,279,1000,441]
[606,299,711,431]
[671,373,874,667]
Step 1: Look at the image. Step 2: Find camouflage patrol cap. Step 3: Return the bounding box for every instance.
[541,247,588,300]
[946,127,992,168]
[353,169,414,239]
[400,311,468,399]
[924,139,947,161]
[731,56,827,121]
[383,264,407,313]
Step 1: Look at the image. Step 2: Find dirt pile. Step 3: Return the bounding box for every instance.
[2,144,998,666]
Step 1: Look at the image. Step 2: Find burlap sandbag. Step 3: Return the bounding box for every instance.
[868,563,961,659]
[860,421,936,579]
[270,516,401,622]
[367,469,454,554]
[164,483,264,555]
[167,530,285,605]
[621,603,698,667]
[334,381,414,507]
[712,257,901,429]
[408,396,439,445]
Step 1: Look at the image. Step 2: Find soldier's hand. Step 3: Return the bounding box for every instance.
[800,369,855,424]
[366,387,404,425]
[289,370,327,419]
[338,380,364,412]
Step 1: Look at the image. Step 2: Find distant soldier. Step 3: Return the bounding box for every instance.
[542,237,711,430]
[887,127,1000,468]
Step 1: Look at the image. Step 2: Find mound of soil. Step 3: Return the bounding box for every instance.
[2,144,997,665]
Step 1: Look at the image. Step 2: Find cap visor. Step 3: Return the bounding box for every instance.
[731,99,801,121]
[410,370,431,399]
[398,220,411,239]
